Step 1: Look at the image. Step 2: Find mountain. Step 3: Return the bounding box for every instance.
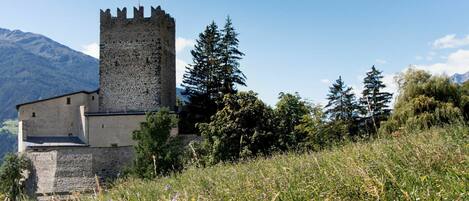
[0,28,188,162]
[0,28,99,121]
[451,71,469,84]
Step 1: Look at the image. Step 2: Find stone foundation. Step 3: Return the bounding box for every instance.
[24,146,134,197]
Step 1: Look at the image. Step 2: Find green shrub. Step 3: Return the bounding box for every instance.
[0,153,31,201]
[380,69,465,134]
[274,92,313,150]
[131,108,183,178]
[197,91,277,165]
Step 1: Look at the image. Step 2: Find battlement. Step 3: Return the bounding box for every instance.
[100,6,174,27]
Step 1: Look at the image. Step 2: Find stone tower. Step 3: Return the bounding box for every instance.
[99,6,176,112]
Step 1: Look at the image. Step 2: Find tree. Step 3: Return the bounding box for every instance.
[274,92,312,150]
[325,76,360,137]
[131,108,182,178]
[219,16,246,95]
[380,69,464,134]
[181,22,223,132]
[0,153,31,201]
[293,104,327,150]
[326,76,359,122]
[359,65,393,134]
[197,91,277,165]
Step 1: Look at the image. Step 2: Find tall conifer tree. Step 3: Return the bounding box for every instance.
[325,76,359,122]
[219,16,246,95]
[359,65,393,133]
[181,22,222,128]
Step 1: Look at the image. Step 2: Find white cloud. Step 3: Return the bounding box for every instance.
[176,37,195,53]
[320,79,331,84]
[375,59,387,64]
[81,42,99,58]
[413,49,469,75]
[432,34,469,49]
[176,58,188,85]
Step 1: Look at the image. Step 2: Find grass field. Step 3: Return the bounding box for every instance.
[94,125,468,200]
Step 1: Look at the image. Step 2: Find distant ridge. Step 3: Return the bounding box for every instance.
[0,27,99,121]
[451,71,469,84]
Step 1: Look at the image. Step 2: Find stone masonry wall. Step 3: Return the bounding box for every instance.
[25,147,134,197]
[98,6,176,112]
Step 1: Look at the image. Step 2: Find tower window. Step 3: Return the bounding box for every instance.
[66,97,71,105]
[32,112,36,117]
[92,96,95,100]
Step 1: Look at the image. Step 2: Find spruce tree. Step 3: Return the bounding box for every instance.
[181,22,222,130]
[183,22,222,100]
[325,76,359,122]
[219,16,246,95]
[360,65,393,133]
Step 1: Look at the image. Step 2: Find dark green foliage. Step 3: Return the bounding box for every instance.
[0,153,31,201]
[274,92,312,150]
[293,104,327,150]
[219,16,246,95]
[181,19,246,133]
[380,69,465,134]
[359,66,393,134]
[131,108,182,178]
[181,22,223,133]
[325,76,360,137]
[197,91,277,165]
[459,81,469,120]
[326,76,359,122]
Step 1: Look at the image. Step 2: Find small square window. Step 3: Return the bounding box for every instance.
[32,112,36,117]
[91,96,95,100]
[66,97,71,105]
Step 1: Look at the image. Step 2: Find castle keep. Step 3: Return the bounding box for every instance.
[99,7,175,112]
[16,6,176,197]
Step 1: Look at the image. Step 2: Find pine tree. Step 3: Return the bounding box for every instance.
[181,22,222,129]
[182,22,222,100]
[325,76,359,122]
[219,16,246,95]
[359,65,393,133]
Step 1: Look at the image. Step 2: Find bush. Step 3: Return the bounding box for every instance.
[131,108,183,178]
[197,91,277,165]
[0,153,31,201]
[274,92,313,151]
[380,69,465,134]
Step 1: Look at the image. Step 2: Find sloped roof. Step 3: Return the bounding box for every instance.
[16,89,98,110]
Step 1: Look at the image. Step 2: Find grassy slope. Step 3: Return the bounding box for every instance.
[99,126,468,201]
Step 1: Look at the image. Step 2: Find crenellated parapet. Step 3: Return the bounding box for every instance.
[100,6,175,28]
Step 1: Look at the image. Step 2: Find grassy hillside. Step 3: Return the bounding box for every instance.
[94,125,468,200]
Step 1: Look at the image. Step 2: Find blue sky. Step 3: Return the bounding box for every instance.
[1,1,469,105]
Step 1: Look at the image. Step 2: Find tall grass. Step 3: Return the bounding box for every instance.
[95,125,468,200]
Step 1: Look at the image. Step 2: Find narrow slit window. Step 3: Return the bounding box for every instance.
[91,96,95,100]
[32,112,36,117]
[66,97,71,105]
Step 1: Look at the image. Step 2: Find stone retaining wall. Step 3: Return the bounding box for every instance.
[25,146,134,197]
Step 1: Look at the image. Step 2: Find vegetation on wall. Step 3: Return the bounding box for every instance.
[0,153,31,201]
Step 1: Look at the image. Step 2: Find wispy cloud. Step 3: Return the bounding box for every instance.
[176,37,195,53]
[320,79,331,84]
[176,58,188,85]
[413,49,469,75]
[432,34,469,49]
[81,42,99,58]
[175,37,195,86]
